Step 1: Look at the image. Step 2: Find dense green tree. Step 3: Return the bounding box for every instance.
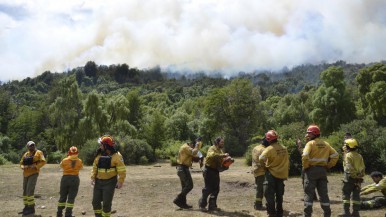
[49,77,83,151]
[165,111,191,141]
[84,61,97,77]
[356,63,386,125]
[310,66,356,135]
[204,79,263,155]
[127,90,143,129]
[143,110,166,155]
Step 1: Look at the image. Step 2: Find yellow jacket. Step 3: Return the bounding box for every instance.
[361,177,386,196]
[259,142,289,179]
[20,150,46,177]
[177,143,198,167]
[343,151,365,179]
[205,145,224,170]
[302,138,338,170]
[61,155,83,176]
[252,144,266,177]
[91,152,126,184]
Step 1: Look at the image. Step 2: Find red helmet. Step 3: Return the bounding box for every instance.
[68,146,78,155]
[265,130,278,142]
[307,125,320,136]
[99,135,114,147]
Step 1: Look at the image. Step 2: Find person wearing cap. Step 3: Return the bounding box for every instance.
[259,130,289,217]
[57,146,83,217]
[360,171,386,209]
[302,125,339,217]
[198,137,229,212]
[338,138,365,217]
[19,141,46,216]
[251,138,268,210]
[91,135,126,217]
[173,141,198,209]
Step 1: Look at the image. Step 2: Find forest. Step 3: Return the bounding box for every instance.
[0,60,385,176]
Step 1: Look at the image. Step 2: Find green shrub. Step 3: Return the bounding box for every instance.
[47,151,65,164]
[78,139,100,166]
[139,156,149,165]
[156,140,181,159]
[5,150,21,164]
[121,138,155,165]
[169,156,178,166]
[0,154,9,165]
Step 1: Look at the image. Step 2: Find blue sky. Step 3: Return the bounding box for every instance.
[1,0,386,81]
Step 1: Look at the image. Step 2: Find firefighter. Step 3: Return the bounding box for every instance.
[91,135,126,217]
[251,138,268,210]
[173,141,198,209]
[360,171,386,210]
[19,141,46,216]
[198,137,229,212]
[338,138,365,217]
[57,146,83,217]
[302,125,339,217]
[259,130,289,217]
[297,135,318,201]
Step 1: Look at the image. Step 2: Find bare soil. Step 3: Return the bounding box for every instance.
[0,158,385,217]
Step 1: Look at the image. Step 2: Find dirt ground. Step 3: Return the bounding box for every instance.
[0,158,385,217]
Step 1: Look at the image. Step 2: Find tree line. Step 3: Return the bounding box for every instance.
[0,60,385,175]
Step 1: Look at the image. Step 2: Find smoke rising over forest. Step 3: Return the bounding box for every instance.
[1,0,386,81]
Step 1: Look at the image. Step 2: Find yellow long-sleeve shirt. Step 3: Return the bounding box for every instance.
[343,151,365,179]
[91,152,126,184]
[20,150,46,177]
[177,143,198,167]
[61,155,83,176]
[302,138,339,170]
[361,177,386,196]
[252,144,266,177]
[205,145,224,170]
[259,142,289,180]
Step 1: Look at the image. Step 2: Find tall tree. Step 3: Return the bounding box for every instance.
[356,63,386,125]
[127,90,143,129]
[49,77,83,151]
[204,79,263,155]
[310,66,356,134]
[84,61,97,77]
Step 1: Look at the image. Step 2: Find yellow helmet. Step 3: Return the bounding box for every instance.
[345,138,358,149]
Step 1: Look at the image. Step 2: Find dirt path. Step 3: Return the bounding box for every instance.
[0,158,385,217]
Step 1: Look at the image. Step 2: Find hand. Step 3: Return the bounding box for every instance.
[116,182,123,189]
[223,153,229,157]
[91,180,95,186]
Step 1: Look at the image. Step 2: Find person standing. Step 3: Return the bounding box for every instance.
[251,138,268,210]
[198,137,229,212]
[302,125,339,217]
[19,141,46,216]
[297,135,318,201]
[259,130,289,217]
[91,135,126,217]
[57,146,83,217]
[360,171,386,210]
[173,142,198,209]
[338,138,365,217]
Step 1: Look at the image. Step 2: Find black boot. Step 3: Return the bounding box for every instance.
[181,196,192,209]
[254,202,265,210]
[266,202,276,217]
[208,196,220,211]
[173,194,184,208]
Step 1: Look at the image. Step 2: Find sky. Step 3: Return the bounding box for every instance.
[1,0,386,81]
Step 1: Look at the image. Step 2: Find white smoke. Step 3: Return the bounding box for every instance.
[1,0,386,81]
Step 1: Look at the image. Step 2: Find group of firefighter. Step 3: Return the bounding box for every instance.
[20,135,126,217]
[19,124,386,217]
[174,125,386,217]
